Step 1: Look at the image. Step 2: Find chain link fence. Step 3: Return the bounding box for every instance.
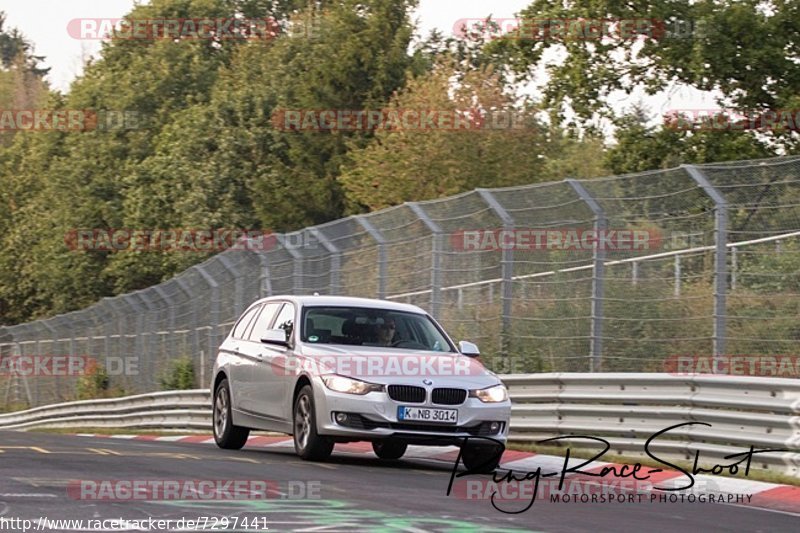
[2,156,800,409]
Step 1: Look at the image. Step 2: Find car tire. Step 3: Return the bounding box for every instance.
[460,443,503,473]
[372,440,407,460]
[293,385,334,461]
[213,379,250,450]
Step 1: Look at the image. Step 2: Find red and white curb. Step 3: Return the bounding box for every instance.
[75,433,800,514]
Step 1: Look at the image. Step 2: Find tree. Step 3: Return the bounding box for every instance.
[0,0,422,320]
[0,12,48,76]
[489,0,799,151]
[0,0,281,320]
[606,106,773,174]
[0,12,51,146]
[338,62,564,212]
[247,0,419,230]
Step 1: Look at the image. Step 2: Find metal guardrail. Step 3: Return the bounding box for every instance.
[0,390,211,431]
[503,373,800,478]
[0,375,798,477]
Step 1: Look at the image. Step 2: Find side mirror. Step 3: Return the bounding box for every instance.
[458,340,480,358]
[261,328,289,347]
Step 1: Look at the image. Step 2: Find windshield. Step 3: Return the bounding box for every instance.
[301,306,456,352]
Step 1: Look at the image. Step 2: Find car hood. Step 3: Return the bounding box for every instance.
[294,344,501,388]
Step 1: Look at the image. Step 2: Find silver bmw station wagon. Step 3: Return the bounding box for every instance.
[211,295,510,471]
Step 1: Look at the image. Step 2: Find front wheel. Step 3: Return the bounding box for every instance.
[372,440,407,460]
[213,379,250,449]
[293,385,334,461]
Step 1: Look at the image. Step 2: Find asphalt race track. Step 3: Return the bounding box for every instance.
[0,430,796,532]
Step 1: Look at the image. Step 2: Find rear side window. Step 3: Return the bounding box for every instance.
[247,303,282,342]
[231,305,261,340]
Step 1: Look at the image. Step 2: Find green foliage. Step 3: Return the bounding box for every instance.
[0,11,48,75]
[605,105,774,174]
[247,0,419,230]
[737,241,800,294]
[0,400,32,413]
[491,1,799,146]
[339,61,609,212]
[76,360,111,400]
[159,356,196,390]
[0,0,419,323]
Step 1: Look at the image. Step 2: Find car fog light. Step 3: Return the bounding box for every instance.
[490,422,501,433]
[335,413,348,424]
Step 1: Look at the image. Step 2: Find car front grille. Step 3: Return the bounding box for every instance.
[337,414,503,436]
[431,388,467,405]
[387,385,426,403]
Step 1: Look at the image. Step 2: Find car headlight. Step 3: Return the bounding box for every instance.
[322,375,384,395]
[469,384,508,403]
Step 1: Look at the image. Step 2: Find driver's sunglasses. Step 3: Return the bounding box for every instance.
[380,323,395,330]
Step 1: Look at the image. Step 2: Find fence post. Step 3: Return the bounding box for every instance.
[477,189,515,361]
[102,298,128,390]
[122,294,145,385]
[174,277,199,368]
[354,215,387,299]
[152,286,171,331]
[217,254,244,316]
[407,202,442,318]
[8,338,32,406]
[308,228,340,295]
[33,322,51,407]
[98,299,116,366]
[567,179,607,372]
[276,234,304,294]
[89,306,107,374]
[40,320,59,404]
[134,291,160,390]
[153,285,177,369]
[192,265,220,382]
[684,165,728,363]
[257,252,273,297]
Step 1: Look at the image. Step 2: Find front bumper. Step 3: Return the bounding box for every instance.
[311,377,510,445]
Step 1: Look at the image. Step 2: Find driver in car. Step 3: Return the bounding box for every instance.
[375,318,396,346]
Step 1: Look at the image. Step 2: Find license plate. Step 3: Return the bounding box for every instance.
[397,406,458,424]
